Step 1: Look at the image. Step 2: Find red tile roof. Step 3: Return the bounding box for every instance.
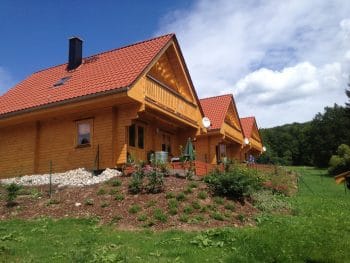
[0,34,174,117]
[199,94,233,130]
[240,116,256,138]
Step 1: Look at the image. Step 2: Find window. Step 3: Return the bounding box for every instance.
[53,76,71,87]
[216,143,226,163]
[128,124,144,149]
[138,126,144,149]
[76,120,92,147]
[129,124,136,147]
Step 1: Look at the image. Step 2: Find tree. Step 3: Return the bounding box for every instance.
[328,144,350,175]
[309,104,350,167]
[259,104,350,168]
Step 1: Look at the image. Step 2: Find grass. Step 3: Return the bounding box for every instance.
[1,167,350,262]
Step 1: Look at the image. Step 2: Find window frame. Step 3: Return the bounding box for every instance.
[76,119,93,148]
[128,123,145,150]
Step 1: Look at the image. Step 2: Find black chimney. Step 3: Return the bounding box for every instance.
[67,37,83,70]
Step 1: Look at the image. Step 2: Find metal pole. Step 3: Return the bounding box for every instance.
[49,160,52,198]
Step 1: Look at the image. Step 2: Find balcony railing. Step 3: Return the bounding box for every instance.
[222,122,243,144]
[144,76,198,125]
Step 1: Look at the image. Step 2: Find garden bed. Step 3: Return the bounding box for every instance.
[0,175,257,230]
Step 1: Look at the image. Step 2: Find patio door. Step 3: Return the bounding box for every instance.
[161,132,171,154]
[216,143,226,164]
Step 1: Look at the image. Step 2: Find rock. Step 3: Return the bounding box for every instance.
[0,168,121,187]
[75,202,82,207]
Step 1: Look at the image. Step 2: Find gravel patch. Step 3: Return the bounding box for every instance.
[0,168,121,187]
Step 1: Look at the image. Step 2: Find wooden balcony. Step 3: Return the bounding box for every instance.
[144,76,199,127]
[250,137,263,152]
[222,122,243,144]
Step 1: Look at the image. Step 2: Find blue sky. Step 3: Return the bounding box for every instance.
[1,0,350,127]
[0,0,191,83]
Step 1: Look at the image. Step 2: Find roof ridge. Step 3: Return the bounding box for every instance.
[199,94,232,101]
[33,33,175,75]
[240,116,255,120]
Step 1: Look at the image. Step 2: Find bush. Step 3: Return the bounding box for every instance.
[179,214,189,223]
[197,191,208,200]
[224,202,235,211]
[128,204,141,214]
[329,144,350,175]
[184,187,193,194]
[97,188,107,195]
[191,201,201,210]
[211,212,224,221]
[146,170,164,194]
[114,193,124,201]
[110,179,122,187]
[5,183,22,206]
[153,208,167,223]
[204,165,261,200]
[176,192,186,202]
[128,173,143,194]
[213,196,224,205]
[137,214,147,222]
[183,205,194,214]
[165,192,175,199]
[188,182,199,189]
[128,163,166,194]
[168,199,178,215]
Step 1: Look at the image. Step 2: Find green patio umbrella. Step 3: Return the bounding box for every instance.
[183,137,195,161]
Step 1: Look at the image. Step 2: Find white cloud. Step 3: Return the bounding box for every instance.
[157,0,350,127]
[0,67,15,96]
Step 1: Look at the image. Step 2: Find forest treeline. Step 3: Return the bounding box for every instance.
[258,104,350,168]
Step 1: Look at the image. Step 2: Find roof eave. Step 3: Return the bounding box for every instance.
[0,86,129,120]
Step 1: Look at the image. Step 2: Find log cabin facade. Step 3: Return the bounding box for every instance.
[240,117,264,160]
[0,34,263,178]
[196,95,244,164]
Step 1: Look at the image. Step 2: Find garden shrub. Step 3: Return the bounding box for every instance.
[137,214,147,222]
[153,208,167,222]
[146,169,164,194]
[211,212,224,221]
[110,179,122,187]
[204,165,261,200]
[176,192,186,201]
[168,199,178,215]
[97,188,107,195]
[197,191,208,200]
[128,204,141,214]
[179,214,189,223]
[128,162,166,194]
[183,205,194,214]
[191,201,201,210]
[328,144,350,175]
[114,193,124,201]
[5,183,21,206]
[165,192,175,199]
[128,172,144,194]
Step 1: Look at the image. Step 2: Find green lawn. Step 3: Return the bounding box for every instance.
[1,167,350,262]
